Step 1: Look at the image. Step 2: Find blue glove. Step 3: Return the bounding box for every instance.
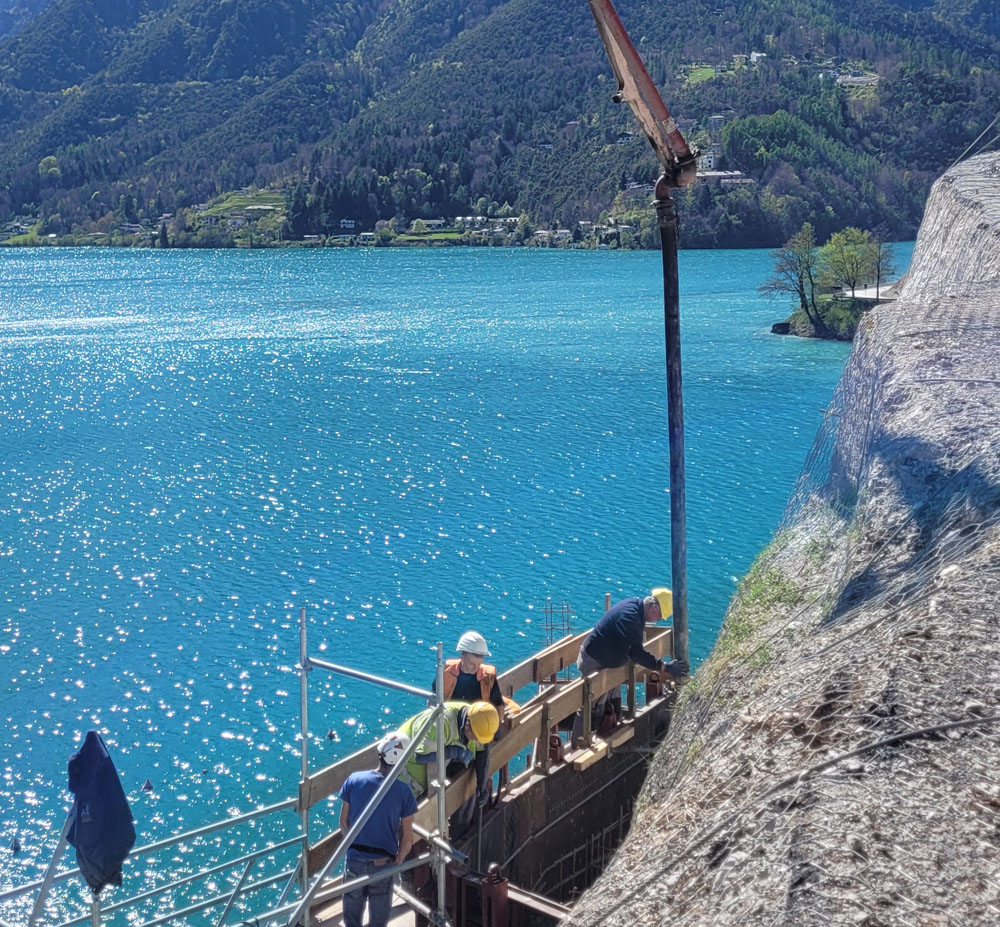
[444,745,473,765]
[660,659,688,679]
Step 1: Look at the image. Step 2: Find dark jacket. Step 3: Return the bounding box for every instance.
[580,597,659,671]
[67,731,136,894]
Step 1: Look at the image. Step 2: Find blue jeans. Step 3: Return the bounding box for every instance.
[571,648,613,746]
[343,856,394,927]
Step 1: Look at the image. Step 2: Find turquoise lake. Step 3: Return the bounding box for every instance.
[0,244,911,904]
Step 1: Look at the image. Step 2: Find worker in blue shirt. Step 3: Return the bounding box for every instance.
[571,588,687,747]
[338,732,419,927]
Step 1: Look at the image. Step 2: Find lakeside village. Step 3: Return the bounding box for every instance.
[0,51,880,251]
[0,167,753,251]
[1,119,761,251]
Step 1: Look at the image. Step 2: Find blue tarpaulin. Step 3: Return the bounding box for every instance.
[66,731,136,895]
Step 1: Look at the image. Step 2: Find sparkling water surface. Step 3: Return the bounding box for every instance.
[0,245,910,907]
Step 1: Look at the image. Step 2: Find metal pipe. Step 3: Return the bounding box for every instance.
[475,803,484,874]
[298,606,311,927]
[89,898,99,927]
[394,883,434,919]
[586,0,693,669]
[214,857,256,927]
[307,656,435,701]
[656,189,689,668]
[261,857,302,927]
[434,642,448,926]
[283,705,441,926]
[128,797,296,858]
[413,825,469,865]
[27,809,73,926]
[134,868,294,927]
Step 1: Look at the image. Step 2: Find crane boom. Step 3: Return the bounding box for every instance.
[587,0,698,188]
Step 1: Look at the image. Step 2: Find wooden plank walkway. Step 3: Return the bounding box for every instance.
[313,893,415,927]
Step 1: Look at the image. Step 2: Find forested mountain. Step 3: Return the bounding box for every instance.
[0,0,53,44]
[1,0,998,247]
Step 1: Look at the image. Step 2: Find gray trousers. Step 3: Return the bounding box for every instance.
[571,648,614,746]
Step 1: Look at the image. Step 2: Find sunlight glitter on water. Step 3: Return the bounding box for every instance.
[0,245,911,915]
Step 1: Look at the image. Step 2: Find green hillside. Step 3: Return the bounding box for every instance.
[0,0,54,44]
[1,0,998,248]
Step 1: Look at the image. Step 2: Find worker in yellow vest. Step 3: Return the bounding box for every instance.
[395,701,500,800]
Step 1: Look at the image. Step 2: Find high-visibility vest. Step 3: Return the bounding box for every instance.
[442,659,497,702]
[397,701,482,796]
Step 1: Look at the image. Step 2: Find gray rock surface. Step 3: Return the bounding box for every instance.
[563,153,1000,926]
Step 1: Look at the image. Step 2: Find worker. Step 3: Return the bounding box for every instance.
[429,631,511,833]
[396,700,499,812]
[432,629,517,717]
[337,731,418,927]
[432,629,520,721]
[436,630,505,713]
[571,588,688,748]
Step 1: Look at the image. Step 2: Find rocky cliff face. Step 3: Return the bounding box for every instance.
[564,153,1000,926]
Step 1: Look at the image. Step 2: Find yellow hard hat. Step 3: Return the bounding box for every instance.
[651,587,673,619]
[466,701,500,745]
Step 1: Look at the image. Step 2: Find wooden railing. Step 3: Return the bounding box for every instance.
[301,628,674,875]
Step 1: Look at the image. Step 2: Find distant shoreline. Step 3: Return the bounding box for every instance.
[0,235,646,252]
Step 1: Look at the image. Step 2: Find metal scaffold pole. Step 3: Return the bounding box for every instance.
[434,642,449,926]
[298,607,311,927]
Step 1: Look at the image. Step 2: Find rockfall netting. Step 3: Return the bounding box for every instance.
[564,155,1000,926]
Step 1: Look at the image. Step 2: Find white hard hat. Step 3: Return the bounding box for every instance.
[376,731,410,766]
[456,630,491,657]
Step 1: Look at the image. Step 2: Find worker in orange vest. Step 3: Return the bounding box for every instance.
[438,630,505,712]
[430,630,506,835]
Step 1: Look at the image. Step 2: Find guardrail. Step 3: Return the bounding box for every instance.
[297,629,590,815]
[0,798,302,927]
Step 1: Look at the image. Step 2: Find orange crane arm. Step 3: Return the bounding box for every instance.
[588,0,698,188]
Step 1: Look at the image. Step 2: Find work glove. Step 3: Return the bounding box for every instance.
[660,659,689,679]
[444,745,474,765]
[476,783,492,809]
